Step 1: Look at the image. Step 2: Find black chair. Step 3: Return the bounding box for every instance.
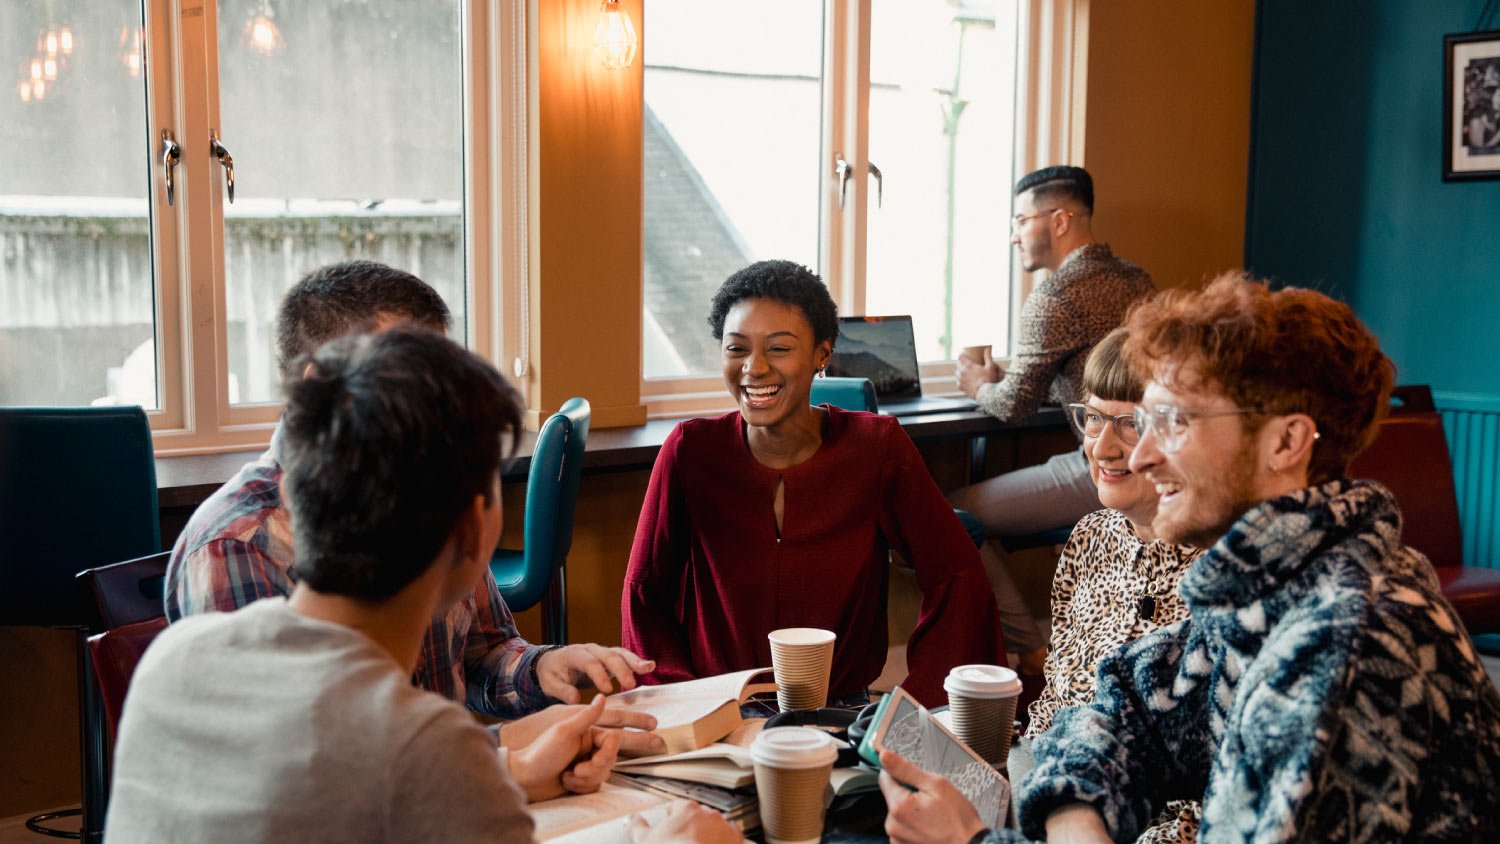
[0,407,161,842]
[74,552,172,830]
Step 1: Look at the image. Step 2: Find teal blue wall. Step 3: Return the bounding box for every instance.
[1247,0,1500,395]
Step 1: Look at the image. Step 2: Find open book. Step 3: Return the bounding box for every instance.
[613,742,756,789]
[604,667,776,756]
[531,781,669,842]
[534,774,761,844]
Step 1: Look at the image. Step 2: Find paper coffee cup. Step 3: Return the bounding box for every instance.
[943,664,1022,764]
[960,344,993,365]
[768,628,836,712]
[751,727,838,844]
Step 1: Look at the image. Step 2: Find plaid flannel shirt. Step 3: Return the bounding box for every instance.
[164,423,554,718]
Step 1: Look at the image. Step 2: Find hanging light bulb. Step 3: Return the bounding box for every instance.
[46,31,59,56]
[30,60,41,81]
[243,0,286,56]
[43,58,57,81]
[32,79,45,101]
[593,0,637,70]
[18,79,32,103]
[60,28,74,54]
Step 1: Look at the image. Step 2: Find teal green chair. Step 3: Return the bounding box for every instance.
[489,397,590,645]
[810,376,878,412]
[0,406,161,843]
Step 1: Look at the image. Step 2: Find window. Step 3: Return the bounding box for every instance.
[641,0,1065,412]
[1,0,523,452]
[3,1,159,410]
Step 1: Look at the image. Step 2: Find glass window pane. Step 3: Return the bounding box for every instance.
[217,0,465,405]
[866,0,1017,362]
[0,1,159,408]
[642,0,824,379]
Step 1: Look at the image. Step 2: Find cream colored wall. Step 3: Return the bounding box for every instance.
[1081,0,1255,289]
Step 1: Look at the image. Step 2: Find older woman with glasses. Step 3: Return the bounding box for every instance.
[1026,330,1202,741]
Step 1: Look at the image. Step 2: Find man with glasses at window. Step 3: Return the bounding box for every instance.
[1007,274,1500,842]
[949,166,1155,686]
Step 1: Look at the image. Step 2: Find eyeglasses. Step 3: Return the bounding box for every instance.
[1132,404,1264,454]
[1011,208,1073,232]
[1066,403,1140,445]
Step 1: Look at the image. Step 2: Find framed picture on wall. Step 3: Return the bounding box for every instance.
[1445,29,1500,181]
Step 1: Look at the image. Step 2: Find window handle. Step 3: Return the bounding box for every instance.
[160,130,181,206]
[867,160,883,209]
[835,155,852,211]
[209,129,235,204]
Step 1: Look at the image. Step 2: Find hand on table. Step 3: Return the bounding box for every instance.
[956,356,1003,399]
[877,749,987,844]
[500,701,666,756]
[628,800,743,844]
[508,696,621,802]
[538,643,655,703]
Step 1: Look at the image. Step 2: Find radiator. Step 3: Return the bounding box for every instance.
[1436,392,1500,569]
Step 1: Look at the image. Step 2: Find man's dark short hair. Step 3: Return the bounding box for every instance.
[1014,165,1094,214]
[281,327,523,602]
[275,260,452,386]
[707,259,840,348]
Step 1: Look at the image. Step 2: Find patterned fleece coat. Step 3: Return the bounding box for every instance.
[1004,479,1500,843]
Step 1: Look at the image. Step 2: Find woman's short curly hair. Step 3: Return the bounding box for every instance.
[708,260,840,348]
[1122,272,1394,485]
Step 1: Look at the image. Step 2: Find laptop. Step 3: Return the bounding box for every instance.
[826,315,979,416]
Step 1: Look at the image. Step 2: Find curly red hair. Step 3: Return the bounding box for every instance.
[1122,272,1395,484]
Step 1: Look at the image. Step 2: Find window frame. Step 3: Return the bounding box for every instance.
[132,0,525,455]
[639,0,1088,419]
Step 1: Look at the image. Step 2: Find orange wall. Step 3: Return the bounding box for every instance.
[527,0,647,429]
[1082,0,1255,289]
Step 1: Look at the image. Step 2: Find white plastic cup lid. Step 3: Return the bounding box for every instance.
[750,727,839,769]
[943,664,1022,698]
[768,628,837,647]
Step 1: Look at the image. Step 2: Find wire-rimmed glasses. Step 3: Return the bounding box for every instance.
[1066,402,1141,445]
[1131,404,1264,453]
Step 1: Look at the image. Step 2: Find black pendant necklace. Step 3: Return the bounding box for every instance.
[1137,595,1159,623]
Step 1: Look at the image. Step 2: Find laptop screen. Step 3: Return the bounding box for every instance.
[826,316,923,401]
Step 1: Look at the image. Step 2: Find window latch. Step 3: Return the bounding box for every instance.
[209,129,235,204]
[835,155,852,211]
[160,130,181,206]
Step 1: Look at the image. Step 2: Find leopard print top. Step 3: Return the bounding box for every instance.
[1026,508,1201,735]
[1026,508,1203,843]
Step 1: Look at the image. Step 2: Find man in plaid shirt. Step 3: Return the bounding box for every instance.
[165,260,660,734]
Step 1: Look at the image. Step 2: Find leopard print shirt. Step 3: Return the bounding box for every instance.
[1028,508,1200,734]
[975,243,1154,423]
[1026,508,1203,843]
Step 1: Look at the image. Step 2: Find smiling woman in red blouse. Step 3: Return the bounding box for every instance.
[621,260,1002,707]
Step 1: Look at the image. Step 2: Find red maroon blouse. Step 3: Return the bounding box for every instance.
[621,407,1003,707]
